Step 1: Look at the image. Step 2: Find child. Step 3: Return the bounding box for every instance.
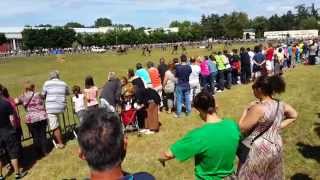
[84,76,99,110]
[72,85,86,122]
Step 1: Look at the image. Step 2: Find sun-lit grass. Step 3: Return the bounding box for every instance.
[0,45,319,180]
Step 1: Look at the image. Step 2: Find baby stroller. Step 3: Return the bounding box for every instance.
[120,108,139,132]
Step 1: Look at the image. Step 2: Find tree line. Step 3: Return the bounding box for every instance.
[20,3,319,50]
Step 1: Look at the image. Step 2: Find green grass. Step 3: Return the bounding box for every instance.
[0,45,319,180]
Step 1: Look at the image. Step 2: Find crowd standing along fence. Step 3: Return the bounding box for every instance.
[17,97,79,148]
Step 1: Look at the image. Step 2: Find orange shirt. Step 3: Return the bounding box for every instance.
[148,67,162,88]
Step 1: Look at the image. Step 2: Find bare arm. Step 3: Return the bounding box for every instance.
[239,104,264,134]
[281,103,298,129]
[158,149,175,166]
[162,73,169,87]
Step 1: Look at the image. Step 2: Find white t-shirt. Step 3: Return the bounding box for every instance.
[248,51,254,62]
[189,64,201,84]
[72,94,85,112]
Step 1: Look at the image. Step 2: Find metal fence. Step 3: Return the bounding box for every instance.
[17,97,79,147]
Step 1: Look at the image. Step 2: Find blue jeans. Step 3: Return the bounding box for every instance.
[209,72,217,94]
[175,85,191,116]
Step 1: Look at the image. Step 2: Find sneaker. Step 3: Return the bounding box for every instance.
[56,144,65,149]
[0,175,4,180]
[216,90,223,93]
[138,129,149,133]
[15,171,27,180]
[143,130,155,135]
[174,114,185,118]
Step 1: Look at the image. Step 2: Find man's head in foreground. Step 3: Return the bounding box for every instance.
[78,108,126,172]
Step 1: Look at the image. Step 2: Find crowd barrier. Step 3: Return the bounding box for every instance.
[17,97,79,147]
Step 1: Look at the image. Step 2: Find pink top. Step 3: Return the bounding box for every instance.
[200,60,210,76]
[84,86,98,107]
[18,92,47,124]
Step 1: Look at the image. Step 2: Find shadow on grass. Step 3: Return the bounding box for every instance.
[291,173,313,180]
[314,113,320,138]
[21,142,54,171]
[21,130,77,172]
[296,142,320,163]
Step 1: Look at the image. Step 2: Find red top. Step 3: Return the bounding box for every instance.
[266,48,274,61]
[148,67,162,88]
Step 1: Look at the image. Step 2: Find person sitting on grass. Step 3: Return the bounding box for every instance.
[159,91,240,180]
[77,108,155,180]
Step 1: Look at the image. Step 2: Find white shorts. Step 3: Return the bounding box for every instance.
[266,61,273,71]
[47,113,61,130]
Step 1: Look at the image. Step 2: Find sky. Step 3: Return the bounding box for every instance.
[0,0,319,28]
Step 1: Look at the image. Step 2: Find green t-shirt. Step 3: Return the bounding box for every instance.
[215,55,226,71]
[170,118,240,180]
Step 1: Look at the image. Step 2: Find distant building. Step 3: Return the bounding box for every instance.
[144,27,179,35]
[264,30,319,39]
[0,27,24,51]
[73,27,131,34]
[0,26,132,51]
[243,29,256,40]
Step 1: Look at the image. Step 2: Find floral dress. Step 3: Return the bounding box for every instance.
[238,100,285,180]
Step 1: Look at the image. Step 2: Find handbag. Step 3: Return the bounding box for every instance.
[237,100,279,164]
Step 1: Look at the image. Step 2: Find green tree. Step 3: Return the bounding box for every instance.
[299,16,319,29]
[268,15,283,31]
[222,12,250,38]
[0,33,7,45]
[94,18,112,27]
[250,16,269,38]
[65,22,85,28]
[201,14,225,39]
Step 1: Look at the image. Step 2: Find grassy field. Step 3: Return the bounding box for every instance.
[0,46,319,180]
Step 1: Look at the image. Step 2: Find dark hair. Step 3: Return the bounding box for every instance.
[136,63,143,70]
[128,69,135,78]
[193,91,216,114]
[190,57,196,63]
[223,50,228,54]
[147,61,154,68]
[209,55,215,61]
[246,47,251,51]
[159,58,165,64]
[233,49,238,54]
[72,85,81,98]
[252,75,286,96]
[254,46,260,53]
[173,58,179,64]
[2,87,9,98]
[278,48,283,53]
[240,47,245,53]
[85,76,95,89]
[218,51,222,55]
[180,54,187,62]
[78,109,124,171]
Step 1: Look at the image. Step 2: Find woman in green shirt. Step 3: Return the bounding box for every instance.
[159,91,240,180]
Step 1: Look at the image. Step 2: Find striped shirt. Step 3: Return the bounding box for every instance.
[42,78,69,114]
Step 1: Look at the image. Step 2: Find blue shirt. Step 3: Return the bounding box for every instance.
[207,59,218,74]
[135,69,151,85]
[175,64,192,88]
[253,52,265,63]
[288,47,293,56]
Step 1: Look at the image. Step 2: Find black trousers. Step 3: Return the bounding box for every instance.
[241,67,251,84]
[217,70,225,90]
[28,120,48,155]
